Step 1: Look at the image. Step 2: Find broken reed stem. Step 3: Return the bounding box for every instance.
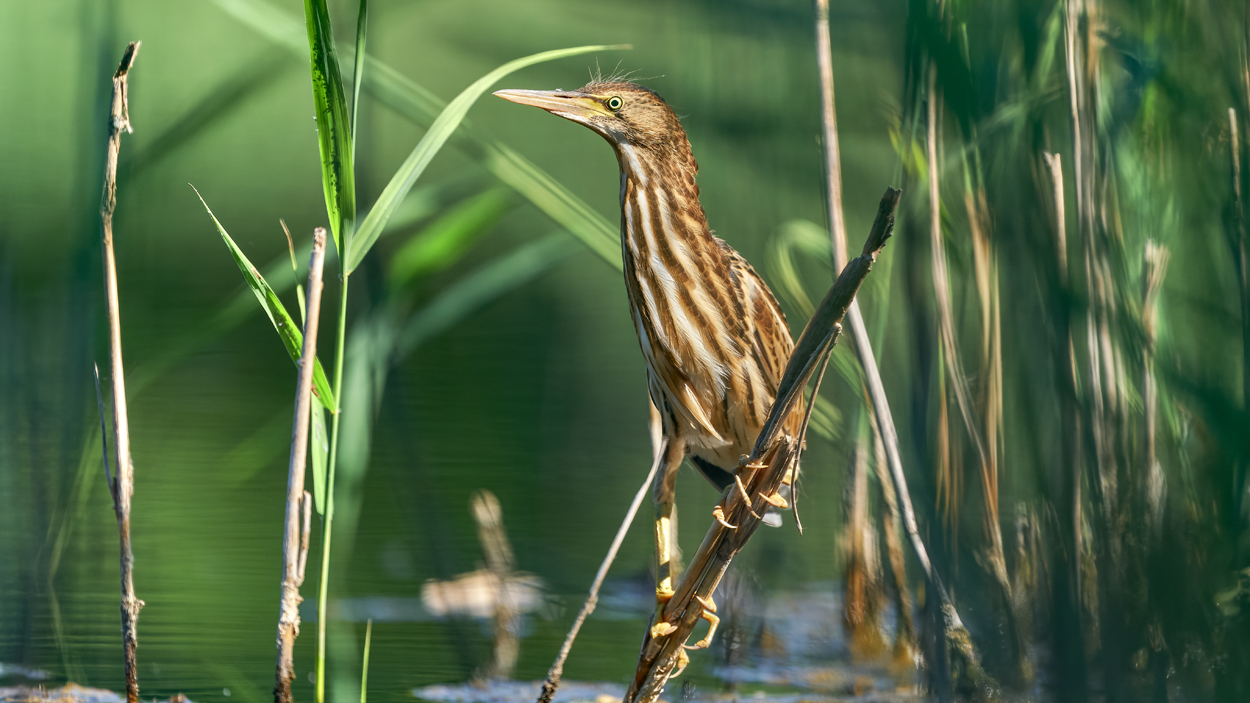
[471,491,518,681]
[537,438,668,703]
[100,40,143,703]
[811,13,983,681]
[276,227,328,703]
[625,189,899,703]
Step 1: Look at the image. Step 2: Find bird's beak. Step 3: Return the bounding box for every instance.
[493,89,607,123]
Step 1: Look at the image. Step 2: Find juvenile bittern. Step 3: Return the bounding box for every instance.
[496,80,803,649]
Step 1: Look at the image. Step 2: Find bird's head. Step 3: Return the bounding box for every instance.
[493,80,684,149]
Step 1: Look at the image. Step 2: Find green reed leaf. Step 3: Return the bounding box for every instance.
[211,0,625,272]
[352,0,367,158]
[303,0,356,253]
[192,186,336,410]
[347,43,625,273]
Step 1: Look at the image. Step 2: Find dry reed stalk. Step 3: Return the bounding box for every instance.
[1140,242,1169,538]
[811,9,982,682]
[536,433,667,703]
[867,401,916,660]
[276,228,328,703]
[925,58,1023,681]
[100,41,143,703]
[1231,107,1250,416]
[842,424,885,659]
[471,491,519,680]
[624,190,900,703]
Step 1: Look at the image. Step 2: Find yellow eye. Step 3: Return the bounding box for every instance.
[606,96,623,111]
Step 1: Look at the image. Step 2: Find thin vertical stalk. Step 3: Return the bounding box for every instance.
[815,0,847,268]
[1141,241,1168,536]
[276,228,328,703]
[812,2,983,682]
[316,270,351,703]
[536,438,667,703]
[100,40,144,703]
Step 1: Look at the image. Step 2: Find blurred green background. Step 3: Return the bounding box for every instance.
[3,0,1250,701]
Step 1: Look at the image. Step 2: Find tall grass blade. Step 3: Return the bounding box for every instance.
[351,0,367,158]
[210,0,625,272]
[192,186,336,410]
[347,43,626,273]
[303,0,355,252]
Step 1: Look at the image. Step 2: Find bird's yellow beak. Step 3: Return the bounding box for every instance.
[493,89,608,122]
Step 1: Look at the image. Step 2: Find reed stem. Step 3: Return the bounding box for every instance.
[316,269,351,703]
[276,228,328,703]
[100,40,144,703]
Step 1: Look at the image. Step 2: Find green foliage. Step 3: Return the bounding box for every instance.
[347,43,625,273]
[192,186,336,411]
[210,0,623,272]
[302,0,356,253]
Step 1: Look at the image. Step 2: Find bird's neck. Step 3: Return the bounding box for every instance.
[613,139,713,260]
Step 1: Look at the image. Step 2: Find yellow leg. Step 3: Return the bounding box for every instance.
[652,434,684,608]
[684,595,721,650]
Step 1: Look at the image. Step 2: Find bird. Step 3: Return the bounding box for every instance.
[495,79,804,649]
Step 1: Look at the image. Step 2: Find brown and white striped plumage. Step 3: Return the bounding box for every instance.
[496,80,803,490]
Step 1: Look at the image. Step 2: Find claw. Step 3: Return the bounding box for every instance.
[733,474,763,519]
[651,620,678,638]
[672,649,690,678]
[712,505,737,529]
[761,492,789,509]
[684,596,721,650]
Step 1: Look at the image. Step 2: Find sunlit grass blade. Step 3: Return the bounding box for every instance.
[192,186,336,410]
[210,0,625,272]
[303,0,355,252]
[389,188,511,288]
[352,0,367,157]
[396,234,575,355]
[347,43,626,273]
[484,143,621,269]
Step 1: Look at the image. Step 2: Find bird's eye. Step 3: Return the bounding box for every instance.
[606,96,623,111]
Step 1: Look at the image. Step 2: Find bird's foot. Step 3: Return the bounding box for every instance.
[712,505,737,529]
[760,492,789,509]
[651,620,678,639]
[672,649,690,678]
[733,474,763,519]
[684,595,720,650]
[655,582,675,606]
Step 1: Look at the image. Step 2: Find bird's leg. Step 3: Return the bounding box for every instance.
[651,436,684,614]
[684,595,721,650]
